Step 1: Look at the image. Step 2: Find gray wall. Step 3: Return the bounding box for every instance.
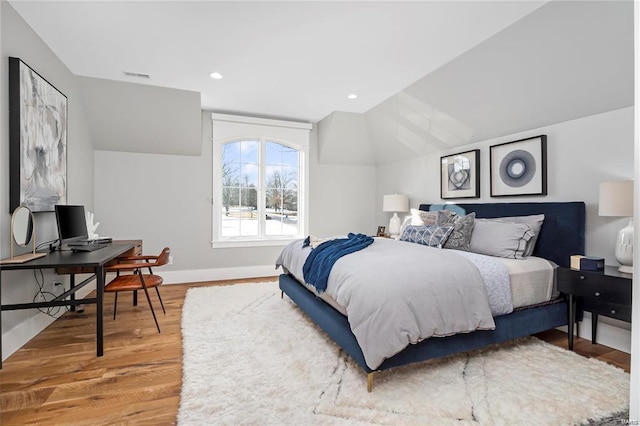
[1,1,95,359]
[93,111,376,283]
[77,76,202,156]
[376,106,635,352]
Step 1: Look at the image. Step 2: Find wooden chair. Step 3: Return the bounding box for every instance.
[105,247,170,333]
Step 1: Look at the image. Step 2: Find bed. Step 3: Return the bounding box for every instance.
[278,202,585,391]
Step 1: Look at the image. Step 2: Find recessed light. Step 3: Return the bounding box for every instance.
[347,93,358,100]
[209,72,223,80]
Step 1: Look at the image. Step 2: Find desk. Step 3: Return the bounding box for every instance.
[0,242,134,368]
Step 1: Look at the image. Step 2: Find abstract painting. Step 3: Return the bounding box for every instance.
[9,57,68,212]
[490,135,547,197]
[440,149,480,199]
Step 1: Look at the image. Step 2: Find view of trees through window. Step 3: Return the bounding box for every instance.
[221,139,299,238]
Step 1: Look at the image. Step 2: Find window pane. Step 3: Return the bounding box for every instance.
[239,164,258,187]
[240,140,259,164]
[222,142,241,165]
[221,187,258,237]
[266,141,298,166]
[282,166,298,190]
[266,188,282,213]
[265,165,282,189]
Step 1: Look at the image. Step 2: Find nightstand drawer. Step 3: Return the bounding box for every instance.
[582,300,632,322]
[557,268,631,304]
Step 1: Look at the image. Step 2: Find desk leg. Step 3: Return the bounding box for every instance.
[1,270,3,369]
[97,265,104,357]
[592,313,599,344]
[70,274,76,311]
[567,294,575,351]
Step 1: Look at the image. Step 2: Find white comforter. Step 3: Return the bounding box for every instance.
[276,237,512,370]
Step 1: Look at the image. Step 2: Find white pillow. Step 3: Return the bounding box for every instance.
[469,220,535,259]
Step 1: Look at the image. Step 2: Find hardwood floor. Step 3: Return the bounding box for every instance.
[0,279,631,425]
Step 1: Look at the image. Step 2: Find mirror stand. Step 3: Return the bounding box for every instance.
[0,206,47,264]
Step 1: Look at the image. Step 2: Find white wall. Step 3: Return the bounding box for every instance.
[376,106,634,353]
[93,111,377,284]
[628,4,639,420]
[1,1,95,360]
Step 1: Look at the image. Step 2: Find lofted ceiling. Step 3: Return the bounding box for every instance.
[8,1,634,162]
[9,0,548,123]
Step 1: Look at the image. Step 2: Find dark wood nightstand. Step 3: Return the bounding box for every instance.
[557,266,632,350]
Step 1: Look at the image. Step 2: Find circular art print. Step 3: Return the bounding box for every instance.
[490,136,547,197]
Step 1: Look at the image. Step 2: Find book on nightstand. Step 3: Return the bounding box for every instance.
[570,255,605,271]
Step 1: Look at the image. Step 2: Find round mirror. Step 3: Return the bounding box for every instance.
[12,206,33,247]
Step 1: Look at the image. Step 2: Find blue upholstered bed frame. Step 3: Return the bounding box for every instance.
[279,202,585,387]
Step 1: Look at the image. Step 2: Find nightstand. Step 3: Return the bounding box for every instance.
[557,266,632,350]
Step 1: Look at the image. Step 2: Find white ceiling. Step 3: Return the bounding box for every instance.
[8,0,549,123]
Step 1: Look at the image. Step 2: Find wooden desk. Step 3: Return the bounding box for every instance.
[0,242,135,368]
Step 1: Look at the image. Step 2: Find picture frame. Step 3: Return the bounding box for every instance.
[440,149,480,199]
[9,57,68,213]
[490,135,547,197]
[376,226,386,237]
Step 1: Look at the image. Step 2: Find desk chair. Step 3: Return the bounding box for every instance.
[105,247,170,333]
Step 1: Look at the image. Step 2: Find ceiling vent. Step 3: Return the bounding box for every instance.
[123,71,151,79]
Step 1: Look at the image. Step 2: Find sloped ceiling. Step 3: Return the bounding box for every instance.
[8,0,547,123]
[319,0,634,165]
[9,1,634,161]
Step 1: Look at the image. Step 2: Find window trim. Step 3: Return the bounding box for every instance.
[211,113,311,248]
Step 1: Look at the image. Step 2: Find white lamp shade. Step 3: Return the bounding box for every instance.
[383,194,409,213]
[599,181,633,217]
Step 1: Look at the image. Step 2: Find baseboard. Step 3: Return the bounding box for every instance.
[160,265,279,285]
[2,309,59,362]
[557,313,631,354]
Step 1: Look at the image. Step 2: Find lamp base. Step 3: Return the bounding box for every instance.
[389,212,401,239]
[618,265,633,274]
[614,218,633,275]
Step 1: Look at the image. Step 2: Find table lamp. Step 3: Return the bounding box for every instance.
[599,181,634,273]
[383,194,409,238]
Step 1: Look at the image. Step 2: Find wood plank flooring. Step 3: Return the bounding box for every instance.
[0,278,631,425]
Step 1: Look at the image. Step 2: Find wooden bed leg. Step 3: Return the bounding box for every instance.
[367,373,374,393]
[280,290,283,299]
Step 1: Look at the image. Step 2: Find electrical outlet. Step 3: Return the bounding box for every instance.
[52,282,64,297]
[168,256,174,265]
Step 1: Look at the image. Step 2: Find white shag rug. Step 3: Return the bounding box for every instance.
[178,282,629,425]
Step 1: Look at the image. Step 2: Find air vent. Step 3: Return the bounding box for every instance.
[123,71,151,79]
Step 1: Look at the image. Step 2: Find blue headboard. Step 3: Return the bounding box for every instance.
[419,202,585,268]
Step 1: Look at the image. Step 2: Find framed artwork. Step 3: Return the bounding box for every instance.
[490,135,547,197]
[376,226,386,237]
[9,57,68,213]
[440,149,480,199]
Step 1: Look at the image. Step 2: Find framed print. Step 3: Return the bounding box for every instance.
[490,135,547,197]
[9,57,68,212]
[376,226,386,237]
[440,149,480,199]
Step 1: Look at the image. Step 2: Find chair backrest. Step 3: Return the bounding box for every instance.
[155,247,171,267]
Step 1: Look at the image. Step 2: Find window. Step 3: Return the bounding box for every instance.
[212,114,311,247]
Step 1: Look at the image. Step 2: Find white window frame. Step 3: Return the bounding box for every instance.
[211,113,311,248]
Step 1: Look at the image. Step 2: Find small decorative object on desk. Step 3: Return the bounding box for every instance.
[85,211,100,240]
[570,255,605,271]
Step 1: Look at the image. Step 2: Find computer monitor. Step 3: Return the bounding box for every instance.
[55,205,88,245]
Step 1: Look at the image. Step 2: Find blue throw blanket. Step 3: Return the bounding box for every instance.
[302,233,374,293]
